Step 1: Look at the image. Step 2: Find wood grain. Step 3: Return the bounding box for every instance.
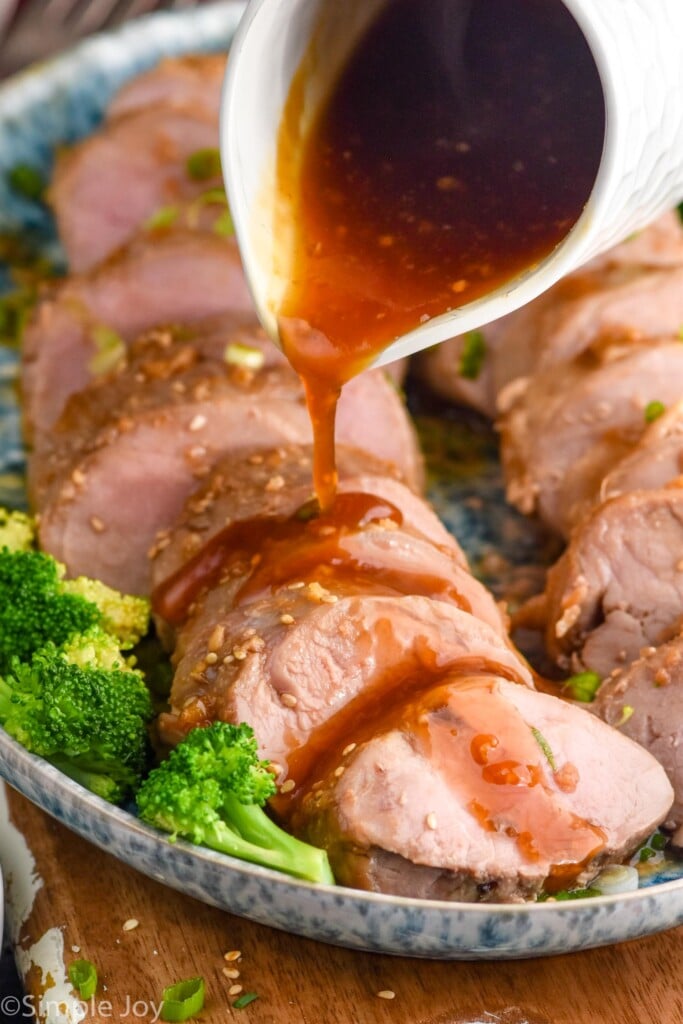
[6,787,683,1024]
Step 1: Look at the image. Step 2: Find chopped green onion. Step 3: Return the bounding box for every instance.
[530,726,556,771]
[186,148,221,181]
[195,187,228,208]
[88,325,126,376]
[213,207,235,238]
[145,205,179,230]
[7,164,45,201]
[678,202,683,224]
[644,400,666,423]
[537,887,600,902]
[224,342,265,371]
[614,704,635,728]
[563,670,601,703]
[233,993,259,1010]
[68,959,98,1000]
[294,497,320,522]
[458,329,486,380]
[652,831,667,851]
[160,977,206,1022]
[639,846,656,863]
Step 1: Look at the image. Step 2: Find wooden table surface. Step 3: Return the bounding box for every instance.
[4,785,683,1024]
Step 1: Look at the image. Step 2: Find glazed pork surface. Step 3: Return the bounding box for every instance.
[50,104,221,271]
[22,229,253,444]
[498,336,683,536]
[34,326,422,594]
[295,675,673,900]
[530,486,683,676]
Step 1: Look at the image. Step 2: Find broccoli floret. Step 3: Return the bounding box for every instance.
[0,509,35,552]
[61,627,139,673]
[61,577,149,649]
[0,549,102,674]
[137,723,335,885]
[0,543,151,674]
[0,646,153,802]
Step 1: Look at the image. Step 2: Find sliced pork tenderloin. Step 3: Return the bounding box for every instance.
[151,444,456,598]
[498,337,683,536]
[532,485,683,676]
[160,594,531,762]
[22,229,254,444]
[50,104,221,271]
[593,637,683,833]
[601,399,683,500]
[33,329,423,593]
[294,675,673,901]
[416,214,683,416]
[108,54,227,121]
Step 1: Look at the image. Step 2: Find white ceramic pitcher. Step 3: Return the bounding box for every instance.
[221,0,683,368]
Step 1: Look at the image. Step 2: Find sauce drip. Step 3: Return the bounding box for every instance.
[277,0,605,506]
[152,491,469,625]
[294,675,606,888]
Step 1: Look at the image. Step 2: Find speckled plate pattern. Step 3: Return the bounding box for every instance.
[0,2,682,960]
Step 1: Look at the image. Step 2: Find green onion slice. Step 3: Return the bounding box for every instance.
[233,993,259,1009]
[160,977,206,1022]
[68,959,98,999]
[562,670,601,703]
[186,148,221,181]
[458,329,486,380]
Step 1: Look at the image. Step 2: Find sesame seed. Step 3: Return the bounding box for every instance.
[280,613,295,625]
[287,581,306,590]
[265,474,285,492]
[342,743,357,757]
[334,766,345,778]
[71,468,86,486]
[223,654,235,664]
[280,692,298,708]
[280,779,296,794]
[208,625,225,652]
[377,990,395,1000]
[189,414,207,432]
[224,950,241,962]
[222,967,240,979]
[122,919,139,932]
[229,984,243,997]
[233,647,247,661]
[322,594,338,604]
[71,945,81,954]
[205,652,218,665]
[268,763,283,777]
[90,516,105,533]
[426,813,438,830]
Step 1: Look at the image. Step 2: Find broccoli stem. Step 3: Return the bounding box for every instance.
[209,798,334,884]
[0,677,13,720]
[49,755,124,803]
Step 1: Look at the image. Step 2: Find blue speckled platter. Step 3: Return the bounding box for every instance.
[0,3,682,960]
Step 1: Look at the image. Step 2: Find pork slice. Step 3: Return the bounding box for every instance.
[584,210,683,272]
[538,486,683,676]
[50,105,220,271]
[498,338,683,536]
[417,214,683,416]
[22,230,253,444]
[160,594,531,761]
[33,332,424,592]
[151,444,461,594]
[34,339,311,593]
[601,399,683,500]
[594,636,683,830]
[295,676,673,901]
[108,55,227,120]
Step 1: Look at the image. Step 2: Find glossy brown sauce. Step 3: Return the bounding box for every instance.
[153,491,469,625]
[293,676,606,888]
[277,0,605,505]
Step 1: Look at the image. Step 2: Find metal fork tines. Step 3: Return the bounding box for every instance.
[1,0,199,76]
